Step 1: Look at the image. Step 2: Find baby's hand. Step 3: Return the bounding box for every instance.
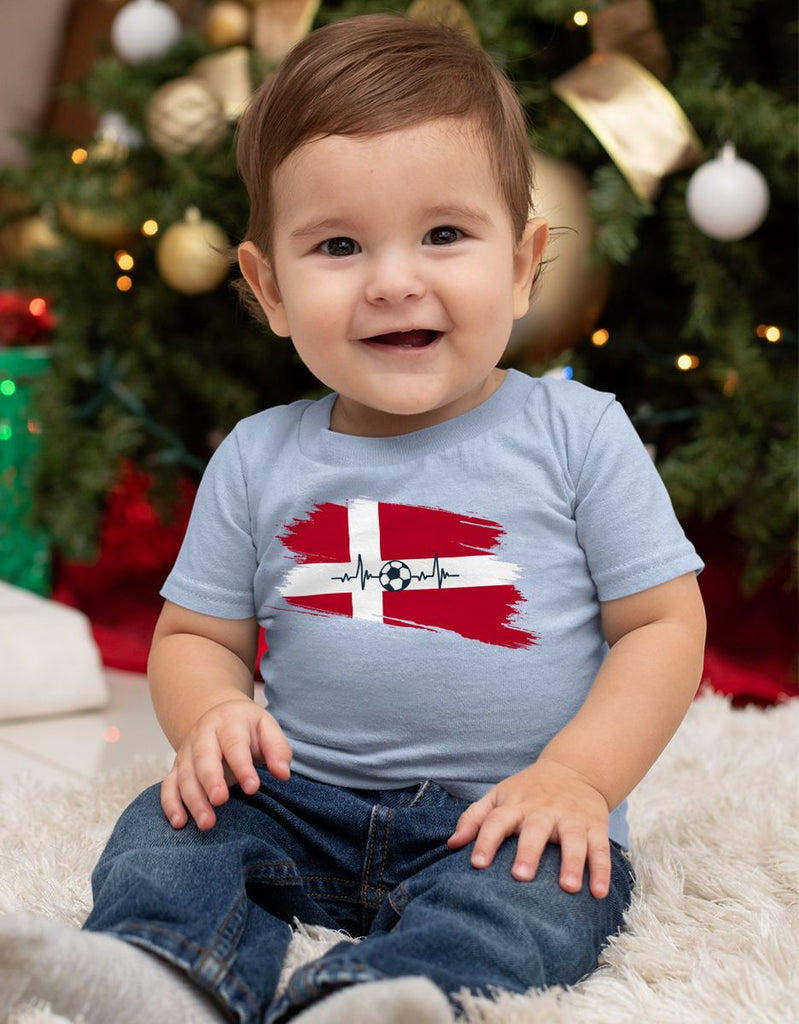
[447,758,611,898]
[160,698,292,831]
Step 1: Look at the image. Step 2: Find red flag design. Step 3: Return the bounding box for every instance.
[277,499,536,649]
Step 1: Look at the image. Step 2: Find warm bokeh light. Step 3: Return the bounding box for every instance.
[141,219,159,237]
[573,10,589,26]
[28,297,48,317]
[71,147,89,165]
[591,328,610,347]
[116,275,133,292]
[115,250,135,271]
[676,354,700,371]
[764,325,782,343]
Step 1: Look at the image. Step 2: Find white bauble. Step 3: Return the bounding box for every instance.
[112,0,183,64]
[686,142,770,241]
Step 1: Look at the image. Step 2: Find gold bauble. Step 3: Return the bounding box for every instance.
[57,169,136,246]
[508,153,611,362]
[146,77,228,157]
[192,47,253,121]
[205,1,252,49]
[0,215,62,260]
[156,207,230,294]
[406,0,480,42]
[252,0,320,62]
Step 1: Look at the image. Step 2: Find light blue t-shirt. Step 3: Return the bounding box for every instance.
[162,369,703,847]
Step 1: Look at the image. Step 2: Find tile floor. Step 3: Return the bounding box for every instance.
[0,669,220,784]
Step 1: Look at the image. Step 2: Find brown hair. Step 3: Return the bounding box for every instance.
[235,13,533,265]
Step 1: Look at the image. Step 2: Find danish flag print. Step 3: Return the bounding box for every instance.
[277,499,537,649]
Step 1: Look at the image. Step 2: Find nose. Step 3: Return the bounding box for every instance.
[364,249,426,305]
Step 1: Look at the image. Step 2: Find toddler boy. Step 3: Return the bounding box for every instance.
[0,14,705,1024]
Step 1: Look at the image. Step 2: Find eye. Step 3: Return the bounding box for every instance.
[319,237,360,257]
[424,226,462,246]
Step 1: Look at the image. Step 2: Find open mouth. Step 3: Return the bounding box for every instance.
[366,329,440,349]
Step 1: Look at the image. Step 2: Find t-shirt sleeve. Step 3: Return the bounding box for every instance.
[572,398,703,601]
[160,429,257,619]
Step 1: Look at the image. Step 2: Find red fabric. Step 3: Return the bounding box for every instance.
[53,483,797,706]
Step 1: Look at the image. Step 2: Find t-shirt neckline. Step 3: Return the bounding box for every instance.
[298,368,533,467]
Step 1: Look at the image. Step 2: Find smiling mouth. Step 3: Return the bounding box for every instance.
[367,329,440,348]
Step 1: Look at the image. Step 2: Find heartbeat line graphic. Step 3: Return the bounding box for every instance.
[331,553,460,590]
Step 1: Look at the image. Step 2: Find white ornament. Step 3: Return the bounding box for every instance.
[111,0,183,64]
[686,142,770,241]
[97,111,143,150]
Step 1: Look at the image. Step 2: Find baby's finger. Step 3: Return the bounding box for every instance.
[470,808,521,869]
[447,793,495,849]
[556,821,588,893]
[176,760,218,831]
[160,768,187,829]
[256,714,293,780]
[219,734,260,795]
[192,735,231,808]
[510,816,551,881]
[587,833,612,899]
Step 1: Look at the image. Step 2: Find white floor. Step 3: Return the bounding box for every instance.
[0,670,174,784]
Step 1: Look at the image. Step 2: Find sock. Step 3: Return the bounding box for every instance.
[292,977,455,1024]
[0,913,226,1024]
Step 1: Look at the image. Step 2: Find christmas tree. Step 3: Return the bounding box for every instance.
[0,0,795,593]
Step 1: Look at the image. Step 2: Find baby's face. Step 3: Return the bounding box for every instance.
[248,118,544,436]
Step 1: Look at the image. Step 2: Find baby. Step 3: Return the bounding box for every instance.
[0,14,705,1024]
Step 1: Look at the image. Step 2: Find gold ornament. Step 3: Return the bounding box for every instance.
[552,52,701,200]
[58,169,136,246]
[508,153,611,361]
[589,0,670,81]
[205,1,252,49]
[192,47,253,121]
[156,207,230,294]
[252,0,320,63]
[146,77,228,156]
[0,214,62,260]
[406,0,480,43]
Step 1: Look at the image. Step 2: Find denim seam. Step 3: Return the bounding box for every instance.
[117,922,262,1018]
[375,806,392,904]
[409,780,431,807]
[361,804,379,909]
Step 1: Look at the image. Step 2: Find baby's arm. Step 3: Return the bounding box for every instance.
[448,572,706,896]
[148,600,292,831]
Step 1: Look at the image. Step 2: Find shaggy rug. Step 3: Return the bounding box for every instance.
[1,690,797,1024]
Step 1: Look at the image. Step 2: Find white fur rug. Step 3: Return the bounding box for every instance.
[2,690,798,1024]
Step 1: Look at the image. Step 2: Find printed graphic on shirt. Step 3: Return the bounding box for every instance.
[277,498,536,649]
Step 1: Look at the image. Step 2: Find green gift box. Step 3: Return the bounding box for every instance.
[0,346,51,595]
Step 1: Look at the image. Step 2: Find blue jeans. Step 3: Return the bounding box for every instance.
[84,770,634,1023]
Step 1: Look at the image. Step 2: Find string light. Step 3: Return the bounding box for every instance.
[591,328,610,347]
[28,298,47,317]
[141,219,159,237]
[0,423,12,441]
[756,324,783,342]
[71,147,88,165]
[27,419,42,435]
[116,275,133,292]
[1,379,16,397]
[115,250,135,271]
[573,10,589,26]
[676,354,700,371]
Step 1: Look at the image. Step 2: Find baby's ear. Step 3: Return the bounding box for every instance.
[238,242,290,337]
[512,218,548,320]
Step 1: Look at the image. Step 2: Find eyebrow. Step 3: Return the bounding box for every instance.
[288,203,493,241]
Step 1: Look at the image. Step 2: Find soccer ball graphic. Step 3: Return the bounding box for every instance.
[379,560,413,592]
